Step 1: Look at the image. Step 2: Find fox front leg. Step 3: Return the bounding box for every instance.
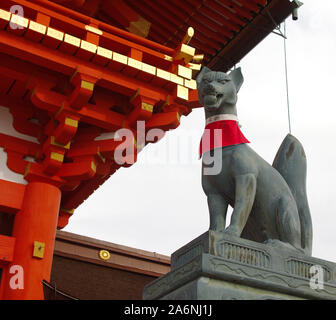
[225,173,257,237]
[207,193,229,232]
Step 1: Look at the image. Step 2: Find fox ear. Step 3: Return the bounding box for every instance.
[229,67,244,92]
[196,66,212,87]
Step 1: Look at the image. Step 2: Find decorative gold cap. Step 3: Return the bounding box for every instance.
[99,250,110,261]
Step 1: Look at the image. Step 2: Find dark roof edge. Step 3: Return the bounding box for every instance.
[207,0,302,72]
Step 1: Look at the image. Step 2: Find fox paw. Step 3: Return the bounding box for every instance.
[223,225,240,237]
[264,239,305,254]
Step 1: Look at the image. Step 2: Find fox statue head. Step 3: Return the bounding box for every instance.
[196,67,244,117]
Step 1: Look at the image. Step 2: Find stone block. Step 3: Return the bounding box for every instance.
[143,231,336,300]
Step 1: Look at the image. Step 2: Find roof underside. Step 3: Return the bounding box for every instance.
[49,0,299,71]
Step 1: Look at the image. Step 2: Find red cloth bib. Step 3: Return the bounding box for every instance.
[199,120,250,158]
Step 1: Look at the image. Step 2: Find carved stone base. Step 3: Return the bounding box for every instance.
[143,231,336,300]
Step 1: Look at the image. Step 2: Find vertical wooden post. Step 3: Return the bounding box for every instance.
[2,181,60,300]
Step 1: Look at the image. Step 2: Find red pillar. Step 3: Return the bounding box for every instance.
[2,181,61,300]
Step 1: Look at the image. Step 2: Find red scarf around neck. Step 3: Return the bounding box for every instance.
[199,119,250,158]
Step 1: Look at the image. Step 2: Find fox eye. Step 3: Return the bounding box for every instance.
[218,79,229,84]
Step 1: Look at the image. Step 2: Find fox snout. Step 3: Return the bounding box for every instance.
[203,82,219,95]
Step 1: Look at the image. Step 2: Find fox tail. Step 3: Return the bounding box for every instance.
[272,134,313,255]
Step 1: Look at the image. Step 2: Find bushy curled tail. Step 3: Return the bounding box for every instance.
[272,134,313,255]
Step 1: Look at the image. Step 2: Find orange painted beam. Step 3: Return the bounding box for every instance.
[0,134,40,175]
[67,137,125,159]
[58,158,97,181]
[0,31,169,103]
[0,180,25,214]
[145,111,181,131]
[0,9,169,74]
[9,103,42,139]
[53,116,79,146]
[30,87,126,132]
[69,73,97,110]
[11,0,174,56]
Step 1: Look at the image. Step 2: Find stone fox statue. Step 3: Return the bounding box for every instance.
[197,66,313,256]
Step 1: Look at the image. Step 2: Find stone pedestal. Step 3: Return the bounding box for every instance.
[143,231,336,300]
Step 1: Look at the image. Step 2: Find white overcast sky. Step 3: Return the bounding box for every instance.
[65,0,336,263]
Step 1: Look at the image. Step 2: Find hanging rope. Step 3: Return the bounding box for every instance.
[283,21,292,134]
